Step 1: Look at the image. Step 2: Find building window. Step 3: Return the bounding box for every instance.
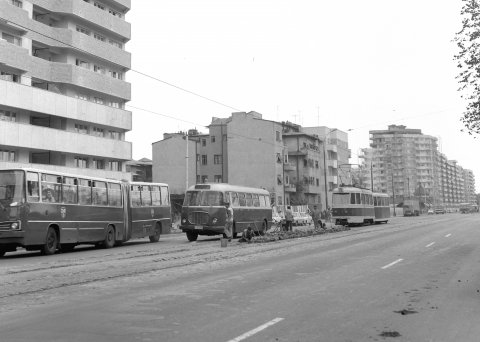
[0,71,19,83]
[202,139,206,147]
[211,136,216,143]
[196,175,201,183]
[214,155,222,164]
[11,0,22,7]
[109,101,120,108]
[201,155,207,165]
[2,32,22,46]
[94,2,105,10]
[277,174,283,185]
[94,33,105,42]
[196,154,200,163]
[108,160,121,171]
[315,161,319,168]
[0,149,15,161]
[75,157,88,168]
[316,178,320,186]
[109,39,123,49]
[0,110,16,122]
[92,159,104,169]
[75,94,88,101]
[93,97,104,105]
[108,130,120,140]
[109,70,122,79]
[92,127,104,137]
[94,65,105,74]
[201,176,208,183]
[76,26,90,35]
[108,8,122,18]
[74,124,88,134]
[304,159,308,167]
[75,59,89,69]
[276,131,281,141]
[276,153,282,163]
[214,175,222,183]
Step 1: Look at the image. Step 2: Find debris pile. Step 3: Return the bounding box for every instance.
[251,225,351,243]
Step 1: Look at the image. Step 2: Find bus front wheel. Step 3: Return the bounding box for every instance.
[42,227,58,255]
[186,231,198,242]
[149,223,161,243]
[103,225,116,249]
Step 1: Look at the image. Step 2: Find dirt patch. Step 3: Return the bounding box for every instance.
[394,309,418,315]
[379,331,401,337]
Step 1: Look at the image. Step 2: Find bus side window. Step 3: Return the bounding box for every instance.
[62,177,77,204]
[246,193,253,207]
[131,185,142,207]
[78,179,92,205]
[27,172,40,202]
[239,193,246,207]
[108,183,122,207]
[92,181,108,206]
[141,185,152,206]
[151,186,161,205]
[231,192,239,207]
[253,194,260,207]
[41,174,61,203]
[160,186,169,205]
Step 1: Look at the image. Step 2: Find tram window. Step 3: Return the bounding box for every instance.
[246,193,253,207]
[253,194,260,207]
[374,197,378,206]
[355,193,361,204]
[151,186,161,205]
[131,185,142,207]
[92,181,107,206]
[41,174,61,203]
[108,183,122,207]
[160,186,169,205]
[231,192,239,206]
[78,179,91,205]
[239,193,246,206]
[27,172,40,202]
[141,186,152,206]
[63,177,77,204]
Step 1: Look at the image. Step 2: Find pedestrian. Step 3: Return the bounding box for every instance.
[238,226,254,243]
[224,202,233,242]
[311,205,323,230]
[284,205,294,232]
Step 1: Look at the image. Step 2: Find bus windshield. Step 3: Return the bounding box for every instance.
[0,170,24,206]
[184,191,224,206]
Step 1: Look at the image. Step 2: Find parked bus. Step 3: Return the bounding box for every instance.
[373,192,390,224]
[0,168,171,257]
[180,183,272,241]
[331,186,375,226]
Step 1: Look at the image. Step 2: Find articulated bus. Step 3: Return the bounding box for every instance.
[180,183,272,241]
[331,186,375,226]
[0,168,171,257]
[373,192,390,224]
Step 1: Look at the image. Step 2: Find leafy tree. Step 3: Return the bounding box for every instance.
[454,0,480,134]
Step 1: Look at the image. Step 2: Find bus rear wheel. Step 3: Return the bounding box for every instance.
[186,231,198,242]
[42,227,58,255]
[149,223,161,242]
[0,248,6,257]
[103,225,116,249]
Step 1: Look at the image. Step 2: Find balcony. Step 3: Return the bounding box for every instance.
[0,120,132,160]
[284,184,296,192]
[0,80,131,130]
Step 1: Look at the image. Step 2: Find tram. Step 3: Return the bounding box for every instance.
[331,186,374,226]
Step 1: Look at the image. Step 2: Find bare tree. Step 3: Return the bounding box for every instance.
[454,0,480,135]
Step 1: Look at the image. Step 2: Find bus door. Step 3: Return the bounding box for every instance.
[122,182,132,241]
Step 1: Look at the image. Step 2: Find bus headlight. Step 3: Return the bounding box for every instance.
[212,218,218,224]
[10,222,20,230]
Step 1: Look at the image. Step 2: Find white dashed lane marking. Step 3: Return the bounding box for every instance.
[425,242,435,248]
[445,234,451,238]
[381,259,403,270]
[227,318,284,342]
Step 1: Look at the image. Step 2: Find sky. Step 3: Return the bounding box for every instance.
[125,0,480,192]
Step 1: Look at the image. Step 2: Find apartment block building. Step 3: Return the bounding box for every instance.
[0,0,132,179]
[367,125,476,209]
[152,112,347,210]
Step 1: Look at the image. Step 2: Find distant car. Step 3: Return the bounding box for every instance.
[427,209,434,215]
[293,212,305,226]
[435,208,446,214]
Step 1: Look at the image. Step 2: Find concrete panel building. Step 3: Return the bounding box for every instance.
[0,0,132,179]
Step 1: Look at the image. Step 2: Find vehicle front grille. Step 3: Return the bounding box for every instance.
[0,222,12,231]
[188,212,209,225]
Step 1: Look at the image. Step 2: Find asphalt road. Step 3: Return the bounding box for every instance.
[1,213,479,342]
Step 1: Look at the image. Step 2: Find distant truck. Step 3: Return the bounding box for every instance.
[403,199,420,216]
